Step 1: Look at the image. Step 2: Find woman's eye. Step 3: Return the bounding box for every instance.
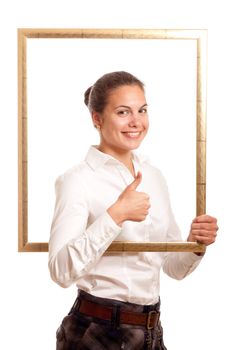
[139,108,147,114]
[117,110,129,116]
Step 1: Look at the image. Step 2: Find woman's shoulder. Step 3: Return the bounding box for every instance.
[54,161,89,192]
[146,163,166,179]
[136,154,168,189]
[135,152,166,179]
[143,162,168,186]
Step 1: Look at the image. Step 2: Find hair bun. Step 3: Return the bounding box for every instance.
[84,86,92,106]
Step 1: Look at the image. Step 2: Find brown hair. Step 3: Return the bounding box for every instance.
[84,71,144,113]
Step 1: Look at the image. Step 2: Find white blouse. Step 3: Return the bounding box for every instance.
[49,146,202,305]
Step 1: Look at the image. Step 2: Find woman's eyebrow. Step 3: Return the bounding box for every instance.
[139,103,148,109]
[115,105,130,109]
[115,103,148,110]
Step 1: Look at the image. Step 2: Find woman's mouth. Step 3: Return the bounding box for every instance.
[122,131,141,138]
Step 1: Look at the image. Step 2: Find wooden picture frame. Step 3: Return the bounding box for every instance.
[18,28,207,253]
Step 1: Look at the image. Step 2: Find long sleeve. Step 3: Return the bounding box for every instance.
[160,176,203,280]
[48,170,121,288]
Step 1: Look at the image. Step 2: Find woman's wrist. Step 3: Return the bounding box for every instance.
[107,203,125,226]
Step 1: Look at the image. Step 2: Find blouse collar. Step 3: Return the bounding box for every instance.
[85,145,148,171]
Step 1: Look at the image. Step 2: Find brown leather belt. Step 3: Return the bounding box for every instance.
[78,299,160,330]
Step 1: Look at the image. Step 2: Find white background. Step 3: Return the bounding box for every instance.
[0,1,232,349]
[27,38,196,242]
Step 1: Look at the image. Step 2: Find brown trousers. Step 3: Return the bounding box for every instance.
[56,291,167,350]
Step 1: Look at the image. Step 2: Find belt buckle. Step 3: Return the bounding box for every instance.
[146,310,159,330]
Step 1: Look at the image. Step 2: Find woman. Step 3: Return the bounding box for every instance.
[49,71,218,349]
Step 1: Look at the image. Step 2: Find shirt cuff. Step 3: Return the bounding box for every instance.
[85,211,122,251]
[181,251,204,266]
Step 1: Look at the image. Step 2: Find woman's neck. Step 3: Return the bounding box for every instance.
[97,145,135,177]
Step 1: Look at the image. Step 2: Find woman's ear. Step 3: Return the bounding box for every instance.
[91,111,102,129]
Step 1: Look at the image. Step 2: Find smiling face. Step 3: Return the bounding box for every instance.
[92,84,149,159]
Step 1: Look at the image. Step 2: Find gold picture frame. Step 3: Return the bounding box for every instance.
[18,28,207,253]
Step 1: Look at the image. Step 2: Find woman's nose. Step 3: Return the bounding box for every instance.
[128,112,140,126]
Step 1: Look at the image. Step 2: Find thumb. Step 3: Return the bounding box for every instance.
[126,171,142,191]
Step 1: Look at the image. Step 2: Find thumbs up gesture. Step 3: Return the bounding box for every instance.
[107,172,151,226]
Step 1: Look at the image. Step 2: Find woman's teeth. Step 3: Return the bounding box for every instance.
[124,132,140,138]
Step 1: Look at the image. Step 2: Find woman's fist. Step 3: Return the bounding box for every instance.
[107,172,150,226]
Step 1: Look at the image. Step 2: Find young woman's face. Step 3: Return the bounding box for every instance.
[94,85,149,156]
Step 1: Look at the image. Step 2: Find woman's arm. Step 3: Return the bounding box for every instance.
[48,172,122,288]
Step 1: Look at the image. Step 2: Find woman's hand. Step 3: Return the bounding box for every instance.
[107,172,150,226]
[187,214,219,246]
